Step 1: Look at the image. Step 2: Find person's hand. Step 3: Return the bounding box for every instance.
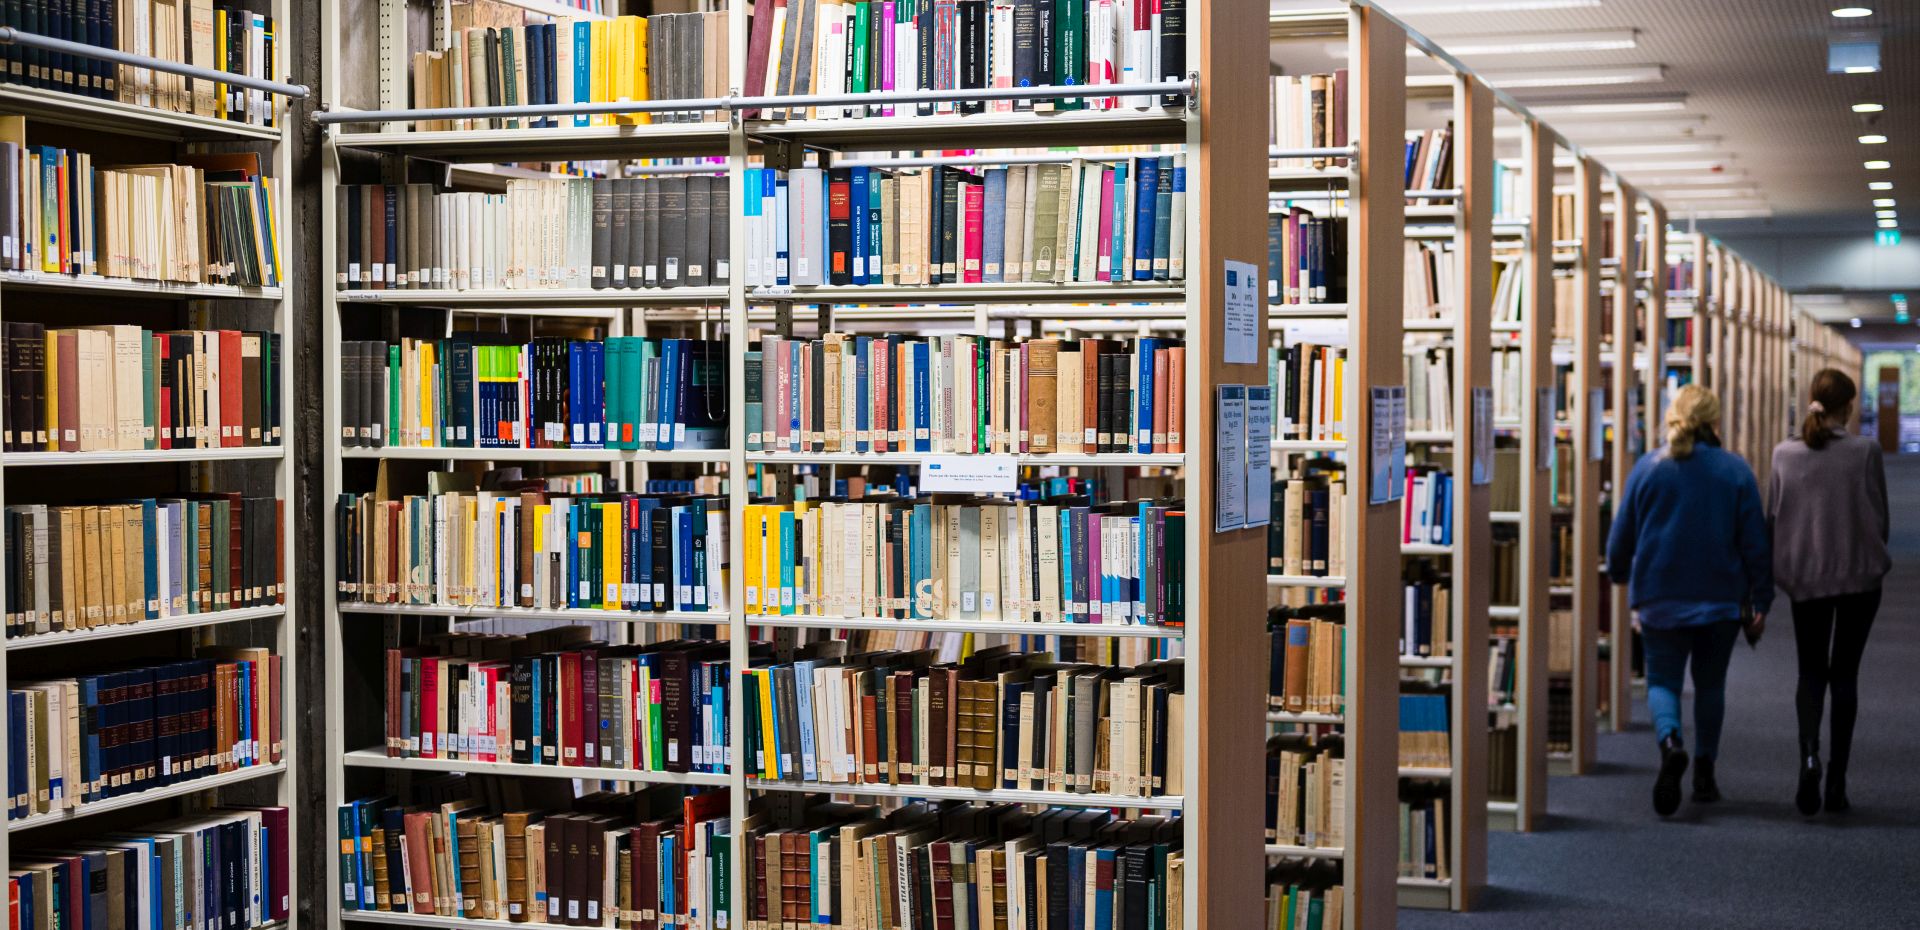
[1745,612,1766,646]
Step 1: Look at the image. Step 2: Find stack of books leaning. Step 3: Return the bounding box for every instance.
[7,647,283,821]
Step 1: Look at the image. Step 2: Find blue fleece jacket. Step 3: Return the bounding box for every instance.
[1606,437,1774,627]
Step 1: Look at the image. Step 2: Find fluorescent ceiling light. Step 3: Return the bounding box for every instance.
[1372,0,1601,12]
[1526,95,1688,115]
[1582,140,1722,155]
[1860,134,1888,144]
[1874,198,1896,207]
[1879,219,1899,228]
[1596,160,1732,172]
[1853,102,1885,113]
[1832,7,1873,17]
[1407,29,1636,56]
[1464,66,1665,89]
[1877,210,1898,218]
[1683,209,1773,219]
[1844,65,1880,74]
[1629,175,1757,187]
[1871,181,1894,190]
[1647,188,1762,199]
[1866,160,1892,169]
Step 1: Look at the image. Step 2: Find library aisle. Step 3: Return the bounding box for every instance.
[1401,454,1920,930]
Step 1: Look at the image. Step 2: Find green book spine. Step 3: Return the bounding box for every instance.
[713,830,731,923]
[1054,0,1084,110]
[141,334,157,450]
[851,2,872,94]
[388,345,401,446]
[617,336,639,451]
[213,500,230,610]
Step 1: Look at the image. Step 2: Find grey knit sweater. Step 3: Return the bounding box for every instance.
[1767,432,1891,601]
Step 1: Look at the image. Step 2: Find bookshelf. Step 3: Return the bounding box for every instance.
[1600,183,1641,734]
[0,17,304,930]
[316,0,1360,927]
[1555,156,1605,777]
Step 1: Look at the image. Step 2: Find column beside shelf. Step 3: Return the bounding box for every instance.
[1606,182,1640,735]
[1568,157,1605,775]
[1507,120,1554,832]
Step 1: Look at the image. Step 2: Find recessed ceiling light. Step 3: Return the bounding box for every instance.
[1866,160,1893,170]
[1832,7,1873,17]
[1851,318,1863,328]
[1879,219,1899,228]
[1861,134,1889,144]
[1871,181,1894,190]
[1853,103,1885,113]
[1878,209,1898,218]
[1874,198,1896,207]
[1409,29,1638,56]
[1844,65,1880,74]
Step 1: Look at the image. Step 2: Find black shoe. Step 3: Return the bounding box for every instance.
[1796,751,1823,816]
[1692,758,1721,802]
[1654,735,1689,817]
[1825,762,1850,813]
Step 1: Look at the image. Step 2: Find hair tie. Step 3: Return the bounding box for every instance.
[1809,401,1826,414]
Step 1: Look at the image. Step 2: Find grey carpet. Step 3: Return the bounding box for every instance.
[1398,453,1920,930]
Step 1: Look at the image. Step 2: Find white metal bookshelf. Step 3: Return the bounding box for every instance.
[316,0,1287,925]
[0,26,304,926]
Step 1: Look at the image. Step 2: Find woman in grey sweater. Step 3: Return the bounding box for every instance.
[1769,369,1890,816]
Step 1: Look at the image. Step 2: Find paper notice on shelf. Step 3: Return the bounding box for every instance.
[1539,387,1557,469]
[1215,385,1248,532]
[1245,385,1273,527]
[919,454,1019,493]
[1589,388,1607,460]
[1222,259,1261,365]
[1370,386,1407,504]
[1472,386,1493,486]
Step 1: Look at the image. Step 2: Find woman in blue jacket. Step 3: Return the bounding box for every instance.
[1607,384,1773,817]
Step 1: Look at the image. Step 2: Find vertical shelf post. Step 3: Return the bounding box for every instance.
[1606,181,1639,734]
[1568,156,1604,773]
[1512,118,1553,829]
[1644,201,1668,447]
[1347,7,1408,927]
[1190,0,1271,926]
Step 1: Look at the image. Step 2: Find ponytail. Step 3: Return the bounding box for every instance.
[1802,368,1857,451]
[1664,384,1720,459]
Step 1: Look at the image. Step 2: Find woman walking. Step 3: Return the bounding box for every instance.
[1770,369,1890,815]
[1607,384,1772,817]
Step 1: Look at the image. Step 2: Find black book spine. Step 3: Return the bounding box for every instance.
[1158,0,1186,107]
[608,179,631,288]
[958,0,985,114]
[590,178,613,290]
[915,1,935,116]
[939,170,960,284]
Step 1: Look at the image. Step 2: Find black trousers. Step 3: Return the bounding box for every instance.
[1791,589,1883,767]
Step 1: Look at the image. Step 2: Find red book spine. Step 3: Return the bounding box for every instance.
[560,651,582,766]
[420,657,440,759]
[220,330,243,447]
[261,806,292,921]
[385,649,402,758]
[156,334,171,450]
[964,181,986,284]
[874,340,891,453]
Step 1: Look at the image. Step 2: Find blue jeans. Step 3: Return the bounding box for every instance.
[1641,620,1743,760]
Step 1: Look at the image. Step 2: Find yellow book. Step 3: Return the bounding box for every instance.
[755,670,779,779]
[600,501,623,609]
[632,16,651,123]
[763,504,786,617]
[610,16,636,125]
[419,341,437,446]
[741,504,764,616]
[462,496,479,606]
[214,10,228,121]
[589,20,611,126]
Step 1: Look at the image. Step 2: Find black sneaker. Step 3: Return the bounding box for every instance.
[1825,763,1850,813]
[1654,735,1689,817]
[1692,757,1721,802]
[1796,753,1823,816]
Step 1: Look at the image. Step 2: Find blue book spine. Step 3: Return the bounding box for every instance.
[742,169,762,284]
[524,25,545,120]
[983,168,1007,283]
[850,167,870,285]
[677,509,695,610]
[657,339,681,452]
[7,692,23,820]
[1067,846,1087,930]
[1132,157,1159,281]
[868,173,885,283]
[566,504,581,608]
[1094,848,1116,930]
[794,660,817,781]
[855,337,872,452]
[589,341,608,447]
[1154,156,1175,281]
[139,499,159,619]
[913,341,931,452]
[1058,507,1076,622]
[572,23,591,128]
[772,173,791,286]
[912,504,933,619]
[778,510,796,615]
[1136,338,1156,453]
[565,342,584,447]
[1108,161,1128,281]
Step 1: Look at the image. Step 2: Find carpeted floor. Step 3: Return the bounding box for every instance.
[1400,453,1920,930]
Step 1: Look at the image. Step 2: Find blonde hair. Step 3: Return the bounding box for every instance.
[1664,384,1721,459]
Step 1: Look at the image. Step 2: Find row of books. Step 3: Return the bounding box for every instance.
[1268,73,1348,167]
[335,179,729,292]
[1268,605,1346,716]
[1401,562,1451,659]
[744,0,1190,120]
[0,145,282,286]
[1404,241,1459,321]
[748,334,1187,457]
[1489,348,1526,425]
[336,786,731,925]
[1263,862,1343,930]
[1404,342,1453,434]
[1267,338,1347,442]
[10,807,292,930]
[1266,206,1346,305]
[742,497,1186,628]
[1265,734,1344,850]
[335,491,729,615]
[1405,128,1454,196]
[1488,635,1517,709]
[3,495,284,639]
[0,0,279,126]
[1397,691,1449,770]
[744,646,1186,798]
[1,324,283,454]
[1267,467,1347,580]
[1398,786,1450,880]
[741,160,1187,288]
[1490,534,1520,607]
[6,647,282,820]
[382,630,733,775]
[1491,257,1526,325]
[337,336,726,451]
[410,12,730,132]
[1401,466,1455,547]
